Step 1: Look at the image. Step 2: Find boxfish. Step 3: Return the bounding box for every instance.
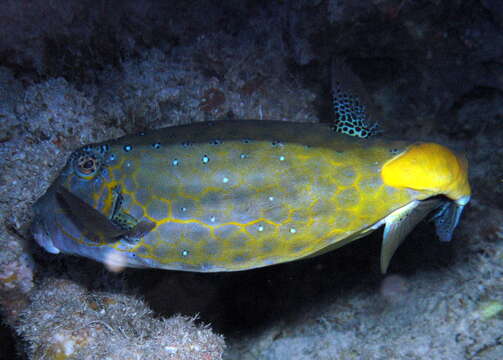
[32,120,470,273]
[32,60,471,273]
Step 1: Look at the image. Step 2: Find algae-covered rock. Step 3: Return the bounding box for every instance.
[17,277,225,360]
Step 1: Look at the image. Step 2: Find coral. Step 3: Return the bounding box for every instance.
[17,277,225,360]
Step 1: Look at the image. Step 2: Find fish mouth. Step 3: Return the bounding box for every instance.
[32,185,63,254]
[433,195,470,242]
[31,216,61,254]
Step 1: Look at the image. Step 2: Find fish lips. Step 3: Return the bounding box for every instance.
[32,218,61,254]
[32,189,63,254]
[31,184,77,255]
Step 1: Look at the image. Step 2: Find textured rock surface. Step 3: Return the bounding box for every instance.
[17,275,225,360]
[0,0,501,359]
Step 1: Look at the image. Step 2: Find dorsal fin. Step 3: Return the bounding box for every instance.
[331,59,380,138]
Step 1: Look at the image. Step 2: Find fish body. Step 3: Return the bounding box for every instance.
[32,120,470,272]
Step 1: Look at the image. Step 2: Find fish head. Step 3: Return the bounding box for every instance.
[32,144,114,256]
[381,142,471,241]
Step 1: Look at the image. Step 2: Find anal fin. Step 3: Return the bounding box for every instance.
[381,198,443,273]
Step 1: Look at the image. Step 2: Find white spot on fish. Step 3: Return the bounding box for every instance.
[104,251,127,273]
[279,155,285,161]
[290,228,297,234]
[268,196,275,201]
[181,250,189,257]
[172,159,180,166]
[210,216,216,223]
[222,177,229,183]
[123,145,132,152]
[258,225,264,232]
[240,153,248,159]
[181,207,187,212]
[202,155,210,164]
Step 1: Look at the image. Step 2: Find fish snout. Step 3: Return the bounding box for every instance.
[32,186,65,254]
[31,216,61,254]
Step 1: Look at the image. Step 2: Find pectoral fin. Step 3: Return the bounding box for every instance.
[123,220,156,241]
[381,198,442,273]
[56,185,154,243]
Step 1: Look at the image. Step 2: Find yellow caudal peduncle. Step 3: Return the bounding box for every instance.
[381,143,471,201]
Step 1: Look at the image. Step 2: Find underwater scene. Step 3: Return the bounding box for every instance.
[1,1,502,359]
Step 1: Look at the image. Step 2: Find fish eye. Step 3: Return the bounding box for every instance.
[73,153,101,179]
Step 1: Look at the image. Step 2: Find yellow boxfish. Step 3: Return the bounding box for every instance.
[32,62,471,273]
[32,120,470,273]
